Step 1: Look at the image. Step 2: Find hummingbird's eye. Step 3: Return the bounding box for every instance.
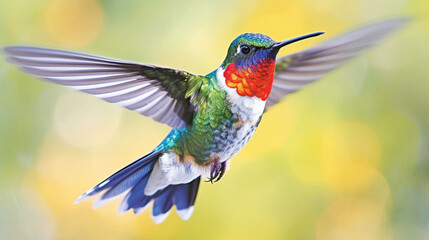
[240,45,251,54]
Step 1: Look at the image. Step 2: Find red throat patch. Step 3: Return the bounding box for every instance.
[223,59,275,101]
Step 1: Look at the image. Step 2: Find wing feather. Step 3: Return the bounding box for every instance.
[4,46,206,129]
[266,18,409,110]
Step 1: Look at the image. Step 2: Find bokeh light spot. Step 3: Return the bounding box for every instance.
[316,197,392,240]
[7,189,56,240]
[322,121,381,193]
[54,92,122,148]
[45,0,104,48]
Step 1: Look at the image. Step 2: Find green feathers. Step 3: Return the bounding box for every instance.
[140,66,209,126]
[274,55,296,72]
[168,72,233,165]
[140,66,233,164]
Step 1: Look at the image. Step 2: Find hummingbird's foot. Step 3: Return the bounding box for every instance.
[206,161,227,184]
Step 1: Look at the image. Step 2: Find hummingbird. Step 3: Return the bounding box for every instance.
[4,18,407,223]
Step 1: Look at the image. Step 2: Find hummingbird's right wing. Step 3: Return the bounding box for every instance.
[4,46,208,129]
[266,18,408,111]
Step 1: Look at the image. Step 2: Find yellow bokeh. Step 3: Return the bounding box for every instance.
[45,0,104,48]
[283,122,325,185]
[322,121,381,193]
[317,171,392,240]
[316,197,391,240]
[241,100,296,159]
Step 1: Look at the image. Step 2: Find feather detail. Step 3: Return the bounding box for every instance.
[4,46,208,129]
[266,18,409,110]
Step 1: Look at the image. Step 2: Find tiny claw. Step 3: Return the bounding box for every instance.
[214,162,226,182]
[206,161,227,183]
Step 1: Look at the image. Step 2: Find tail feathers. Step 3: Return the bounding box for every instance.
[119,177,201,223]
[152,187,175,223]
[159,178,199,221]
[173,178,200,219]
[75,150,201,223]
[74,150,161,204]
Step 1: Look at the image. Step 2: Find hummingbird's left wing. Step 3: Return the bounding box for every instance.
[266,18,408,111]
[4,46,207,129]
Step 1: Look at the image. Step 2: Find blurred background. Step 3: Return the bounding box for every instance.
[1,0,428,239]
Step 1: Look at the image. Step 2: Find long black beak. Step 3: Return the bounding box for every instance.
[272,32,324,49]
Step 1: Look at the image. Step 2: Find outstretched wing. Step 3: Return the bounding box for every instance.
[266,18,408,110]
[4,46,207,129]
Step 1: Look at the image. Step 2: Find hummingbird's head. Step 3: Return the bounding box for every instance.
[221,33,277,68]
[221,32,323,100]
